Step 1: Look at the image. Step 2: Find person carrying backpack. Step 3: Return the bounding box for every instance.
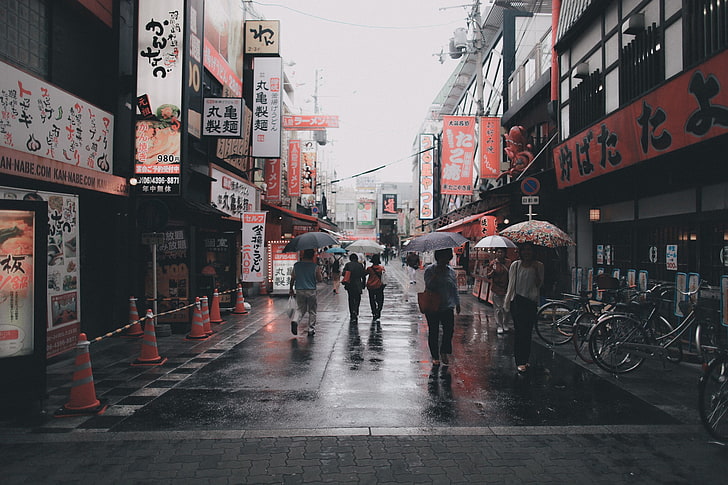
[365,254,386,322]
[331,256,342,294]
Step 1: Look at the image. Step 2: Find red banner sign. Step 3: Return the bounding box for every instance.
[554,49,728,188]
[479,117,500,179]
[441,116,475,195]
[282,115,339,130]
[288,140,301,196]
[264,158,281,201]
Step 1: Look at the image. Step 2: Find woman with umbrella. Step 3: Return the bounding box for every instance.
[423,248,461,366]
[504,242,544,374]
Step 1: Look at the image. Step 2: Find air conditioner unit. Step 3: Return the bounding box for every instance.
[622,13,644,35]
[574,62,590,79]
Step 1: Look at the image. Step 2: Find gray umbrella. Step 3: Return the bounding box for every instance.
[282,232,339,252]
[405,232,468,252]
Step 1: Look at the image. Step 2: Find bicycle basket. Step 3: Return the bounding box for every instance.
[595,274,620,290]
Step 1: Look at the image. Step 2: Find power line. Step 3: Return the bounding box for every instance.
[330,146,435,184]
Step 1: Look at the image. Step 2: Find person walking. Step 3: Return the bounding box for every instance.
[331,255,343,294]
[342,253,366,321]
[486,248,512,334]
[405,252,420,302]
[423,248,460,366]
[504,242,544,374]
[365,254,386,322]
[289,249,323,337]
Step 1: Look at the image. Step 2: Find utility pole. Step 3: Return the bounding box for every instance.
[473,0,485,117]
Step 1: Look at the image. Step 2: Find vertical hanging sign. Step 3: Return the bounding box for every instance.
[252,57,282,158]
[242,212,266,282]
[479,117,500,179]
[441,116,475,195]
[288,140,301,196]
[264,158,281,201]
[418,134,435,220]
[135,0,184,195]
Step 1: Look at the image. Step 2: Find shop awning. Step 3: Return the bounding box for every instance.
[263,202,318,223]
[436,211,489,232]
[436,205,507,240]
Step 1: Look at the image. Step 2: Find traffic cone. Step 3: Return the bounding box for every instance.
[209,289,224,324]
[232,284,248,314]
[132,310,168,366]
[186,298,208,340]
[201,296,213,335]
[123,296,143,338]
[55,333,108,417]
[259,282,268,295]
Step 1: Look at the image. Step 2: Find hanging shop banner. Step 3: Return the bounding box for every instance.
[357,199,374,226]
[209,164,259,217]
[145,228,189,324]
[268,240,297,294]
[264,158,282,202]
[554,49,728,189]
[0,187,81,358]
[215,99,252,172]
[300,140,316,208]
[242,212,266,282]
[202,98,242,137]
[184,0,204,141]
[244,20,280,55]
[382,194,397,215]
[288,140,301,196]
[252,57,282,158]
[0,60,114,175]
[419,134,435,220]
[479,117,501,179]
[441,116,475,195]
[203,0,244,96]
[282,115,339,130]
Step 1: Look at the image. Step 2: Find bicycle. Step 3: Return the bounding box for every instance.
[587,282,687,374]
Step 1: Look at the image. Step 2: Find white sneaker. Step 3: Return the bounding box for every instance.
[497,327,504,334]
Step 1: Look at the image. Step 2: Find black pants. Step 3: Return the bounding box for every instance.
[510,295,537,366]
[347,289,362,317]
[424,308,454,360]
[368,286,384,318]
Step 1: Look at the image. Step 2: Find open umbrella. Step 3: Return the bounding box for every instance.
[499,220,575,248]
[345,239,384,254]
[474,235,517,249]
[325,247,347,254]
[406,232,468,252]
[282,232,339,253]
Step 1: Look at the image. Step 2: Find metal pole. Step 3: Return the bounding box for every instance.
[152,241,158,321]
[474,0,485,117]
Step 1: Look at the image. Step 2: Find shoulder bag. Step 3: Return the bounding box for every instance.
[417,289,441,314]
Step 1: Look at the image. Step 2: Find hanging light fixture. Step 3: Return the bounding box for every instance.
[589,208,601,222]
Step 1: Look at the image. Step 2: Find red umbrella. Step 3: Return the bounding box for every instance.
[499,220,575,248]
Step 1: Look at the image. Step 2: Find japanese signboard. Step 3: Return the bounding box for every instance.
[441,116,475,195]
[146,228,189,324]
[215,98,252,171]
[282,115,339,130]
[0,60,114,176]
[264,158,282,201]
[0,187,81,358]
[210,164,259,218]
[242,212,266,282]
[300,141,316,207]
[288,140,301,196]
[203,98,242,137]
[554,49,728,188]
[479,117,501,179]
[357,199,374,226]
[252,57,282,158]
[382,194,397,215]
[269,240,297,293]
[244,20,280,55]
[203,0,244,97]
[184,0,204,141]
[135,0,184,195]
[418,134,435,220]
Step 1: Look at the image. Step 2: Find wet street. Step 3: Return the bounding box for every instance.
[3,262,728,483]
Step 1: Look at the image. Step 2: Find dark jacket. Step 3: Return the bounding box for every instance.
[343,261,366,293]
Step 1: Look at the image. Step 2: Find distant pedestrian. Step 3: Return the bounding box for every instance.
[365,254,386,321]
[423,248,460,366]
[486,248,512,334]
[383,246,390,264]
[289,249,323,337]
[331,255,343,294]
[504,242,544,374]
[342,253,366,321]
[405,252,420,302]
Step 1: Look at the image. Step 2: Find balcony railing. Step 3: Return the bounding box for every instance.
[685,0,728,66]
[620,23,664,105]
[569,69,605,133]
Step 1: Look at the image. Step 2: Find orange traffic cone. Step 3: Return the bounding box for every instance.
[123,296,143,338]
[209,289,224,324]
[201,296,213,335]
[186,298,208,340]
[55,333,108,417]
[232,284,248,314]
[132,310,168,366]
[259,282,268,295]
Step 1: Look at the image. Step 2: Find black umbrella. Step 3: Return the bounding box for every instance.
[282,232,339,252]
[405,232,468,252]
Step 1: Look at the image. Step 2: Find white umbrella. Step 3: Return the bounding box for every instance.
[474,235,517,249]
[345,240,384,254]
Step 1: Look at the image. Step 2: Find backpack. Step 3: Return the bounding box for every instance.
[332,259,340,273]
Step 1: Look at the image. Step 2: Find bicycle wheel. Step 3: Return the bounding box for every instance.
[698,356,728,442]
[573,311,596,363]
[651,315,682,363]
[588,315,647,373]
[535,302,575,346]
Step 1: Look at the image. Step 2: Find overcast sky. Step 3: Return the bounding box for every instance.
[250,0,472,185]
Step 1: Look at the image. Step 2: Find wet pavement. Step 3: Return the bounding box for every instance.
[2,262,728,483]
